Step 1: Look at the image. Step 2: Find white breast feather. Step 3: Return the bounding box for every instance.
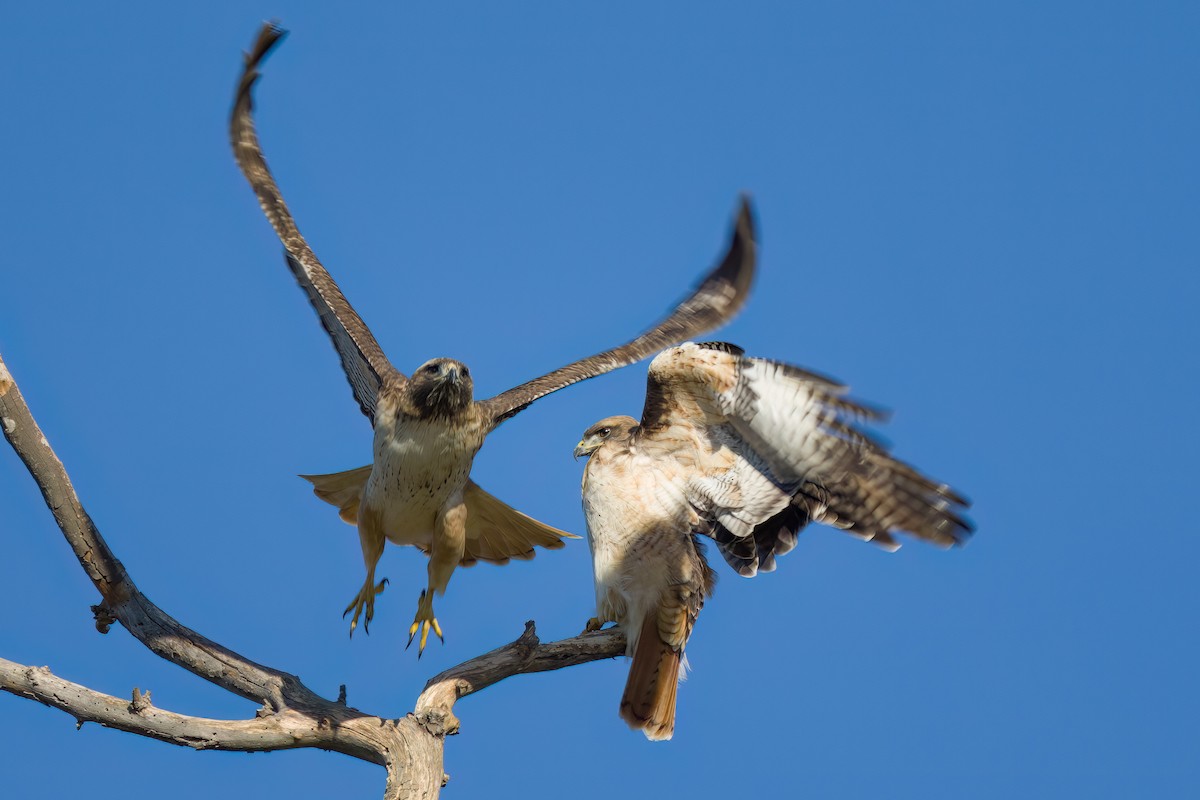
[583,444,691,656]
[368,415,480,544]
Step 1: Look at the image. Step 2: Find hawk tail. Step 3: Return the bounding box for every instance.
[619,613,681,741]
[300,465,372,524]
[459,481,579,566]
[299,469,580,566]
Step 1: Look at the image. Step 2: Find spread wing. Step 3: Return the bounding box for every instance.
[230,23,402,423]
[477,197,757,429]
[640,342,973,576]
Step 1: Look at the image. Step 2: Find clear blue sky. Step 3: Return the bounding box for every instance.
[2,2,1197,797]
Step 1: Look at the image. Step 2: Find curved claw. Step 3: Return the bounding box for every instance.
[583,616,605,634]
[405,590,445,657]
[343,577,389,638]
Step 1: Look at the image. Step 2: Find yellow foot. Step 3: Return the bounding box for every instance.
[583,616,606,634]
[343,577,388,637]
[406,589,444,657]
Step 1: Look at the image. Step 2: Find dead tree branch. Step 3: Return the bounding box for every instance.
[415,621,626,736]
[0,352,625,798]
[0,657,317,751]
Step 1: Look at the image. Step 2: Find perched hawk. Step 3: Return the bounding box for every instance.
[230,25,758,653]
[574,341,973,739]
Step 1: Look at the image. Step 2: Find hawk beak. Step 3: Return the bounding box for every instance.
[573,440,589,461]
[445,366,461,385]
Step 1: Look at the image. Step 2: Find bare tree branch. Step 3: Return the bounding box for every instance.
[0,657,319,752]
[415,622,626,735]
[0,351,624,798]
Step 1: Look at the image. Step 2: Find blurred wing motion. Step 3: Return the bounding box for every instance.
[230,23,402,422]
[577,341,973,739]
[478,197,757,428]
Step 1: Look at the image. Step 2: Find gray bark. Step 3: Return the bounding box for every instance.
[0,353,625,799]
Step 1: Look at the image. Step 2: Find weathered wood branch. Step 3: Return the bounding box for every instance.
[0,657,320,752]
[415,622,626,736]
[0,352,625,799]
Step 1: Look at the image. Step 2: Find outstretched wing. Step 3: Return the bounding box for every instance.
[230,23,402,423]
[477,197,757,429]
[641,342,973,576]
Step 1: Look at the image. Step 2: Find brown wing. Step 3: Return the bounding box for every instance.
[640,342,973,576]
[477,196,757,429]
[457,480,578,565]
[230,23,402,423]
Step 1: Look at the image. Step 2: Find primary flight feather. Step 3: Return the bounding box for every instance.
[575,342,973,738]
[230,24,758,653]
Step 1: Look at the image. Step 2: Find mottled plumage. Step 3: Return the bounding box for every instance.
[575,342,972,738]
[230,24,758,652]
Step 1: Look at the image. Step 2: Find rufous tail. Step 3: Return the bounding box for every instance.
[619,612,681,741]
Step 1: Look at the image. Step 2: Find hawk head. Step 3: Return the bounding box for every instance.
[574,415,639,460]
[408,358,474,418]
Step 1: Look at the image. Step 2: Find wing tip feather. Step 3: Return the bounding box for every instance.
[235,22,288,115]
[707,194,758,310]
[247,21,288,71]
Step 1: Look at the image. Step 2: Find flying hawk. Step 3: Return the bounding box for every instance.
[230,24,758,653]
[574,341,973,739]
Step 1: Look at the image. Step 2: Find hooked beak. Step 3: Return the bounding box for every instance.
[573,440,590,461]
[445,366,461,385]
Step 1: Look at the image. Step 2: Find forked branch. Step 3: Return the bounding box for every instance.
[0,352,624,799]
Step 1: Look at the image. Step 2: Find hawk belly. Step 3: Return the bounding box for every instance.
[365,413,485,546]
[583,446,696,653]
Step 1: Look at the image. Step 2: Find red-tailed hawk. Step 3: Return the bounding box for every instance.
[230,25,758,653]
[574,341,973,739]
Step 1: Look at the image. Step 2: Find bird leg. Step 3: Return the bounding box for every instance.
[406,589,443,656]
[407,496,466,656]
[344,575,388,636]
[583,614,617,634]
[344,506,387,636]
[584,593,620,634]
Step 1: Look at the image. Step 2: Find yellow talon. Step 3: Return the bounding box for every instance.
[405,590,444,656]
[583,616,604,634]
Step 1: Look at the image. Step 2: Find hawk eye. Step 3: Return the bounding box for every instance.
[600,427,611,437]
[424,364,439,375]
[461,367,470,377]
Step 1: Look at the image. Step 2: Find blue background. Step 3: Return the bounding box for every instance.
[2,2,1196,797]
